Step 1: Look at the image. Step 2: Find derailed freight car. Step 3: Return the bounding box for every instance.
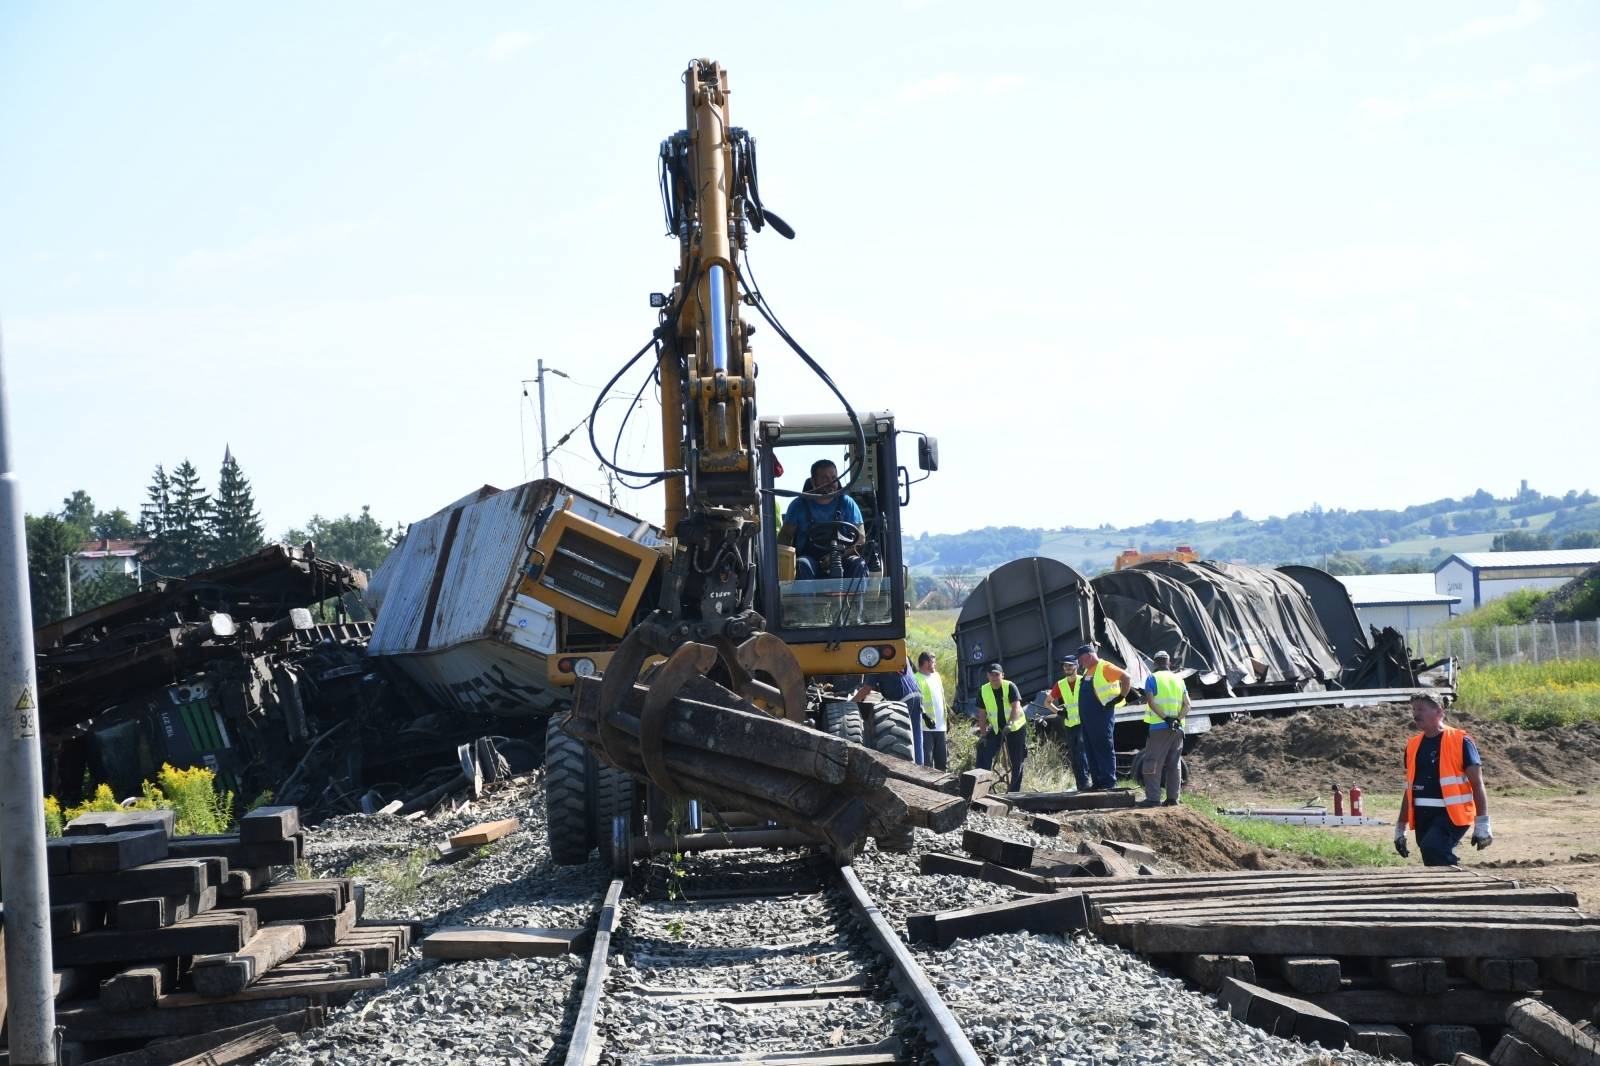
[365,479,664,721]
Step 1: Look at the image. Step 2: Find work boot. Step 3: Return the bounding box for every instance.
[1162,798,1178,807]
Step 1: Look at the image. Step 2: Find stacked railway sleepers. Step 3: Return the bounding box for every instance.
[566,674,967,854]
[17,805,412,1065]
[1083,867,1600,1059]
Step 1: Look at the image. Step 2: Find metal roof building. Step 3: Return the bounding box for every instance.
[1434,549,1600,616]
[1338,573,1460,631]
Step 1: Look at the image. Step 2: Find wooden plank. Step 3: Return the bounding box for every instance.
[65,829,169,875]
[1077,841,1137,879]
[55,996,313,1041]
[192,924,307,996]
[919,853,985,880]
[64,809,175,838]
[1455,1056,1494,1066]
[53,910,256,967]
[1101,838,1158,863]
[968,796,1010,817]
[1491,1032,1560,1066]
[1293,987,1594,1025]
[1276,957,1342,995]
[1216,978,1350,1048]
[861,747,960,794]
[49,859,208,905]
[238,806,301,844]
[1376,956,1448,995]
[113,887,217,931]
[1002,789,1135,812]
[235,884,342,923]
[1463,956,1541,992]
[253,877,352,908]
[1542,955,1600,993]
[421,927,589,960]
[1420,1025,1484,1063]
[1124,919,1600,958]
[46,836,72,875]
[959,770,994,802]
[446,817,520,849]
[960,829,1032,869]
[1027,814,1062,837]
[1180,953,1254,991]
[169,1024,292,1065]
[158,976,383,1009]
[979,863,1058,895]
[1094,885,1580,914]
[1350,1024,1412,1060]
[220,867,271,900]
[167,835,298,868]
[906,892,1088,948]
[883,777,968,833]
[274,899,355,949]
[1506,997,1600,1066]
[99,961,176,1013]
[1103,905,1590,926]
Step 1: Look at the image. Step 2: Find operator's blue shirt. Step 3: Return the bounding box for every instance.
[784,494,863,544]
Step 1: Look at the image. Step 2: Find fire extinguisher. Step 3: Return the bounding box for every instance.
[1331,784,1344,816]
[1350,785,1364,817]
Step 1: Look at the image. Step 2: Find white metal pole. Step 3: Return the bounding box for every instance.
[63,553,72,617]
[0,340,60,1065]
[537,358,550,481]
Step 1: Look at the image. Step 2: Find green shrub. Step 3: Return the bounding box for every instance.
[1456,660,1600,727]
[48,764,234,837]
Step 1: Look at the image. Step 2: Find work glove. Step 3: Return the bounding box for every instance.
[1393,824,1409,858]
[1471,814,1493,850]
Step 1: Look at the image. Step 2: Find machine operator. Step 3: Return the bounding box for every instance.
[777,458,868,583]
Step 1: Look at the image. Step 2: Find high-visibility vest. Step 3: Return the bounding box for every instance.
[1405,728,1477,828]
[914,671,935,706]
[1087,660,1124,706]
[1054,676,1082,728]
[1145,670,1186,725]
[978,681,1025,733]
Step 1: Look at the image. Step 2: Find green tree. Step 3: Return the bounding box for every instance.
[1491,529,1552,552]
[283,506,396,570]
[1558,530,1600,550]
[211,451,264,564]
[140,466,170,540]
[91,508,138,541]
[59,490,96,536]
[144,460,213,577]
[24,514,78,626]
[72,567,139,613]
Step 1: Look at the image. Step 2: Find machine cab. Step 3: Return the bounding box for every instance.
[757,412,930,674]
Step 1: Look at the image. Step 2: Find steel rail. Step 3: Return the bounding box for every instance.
[562,877,624,1066]
[1112,685,1453,725]
[836,865,984,1066]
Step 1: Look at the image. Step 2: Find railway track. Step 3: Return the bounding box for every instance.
[560,854,981,1066]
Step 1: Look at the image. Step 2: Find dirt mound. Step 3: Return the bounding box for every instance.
[1186,706,1600,797]
[1059,806,1301,872]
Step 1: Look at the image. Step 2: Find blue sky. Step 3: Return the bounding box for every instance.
[2,2,1595,539]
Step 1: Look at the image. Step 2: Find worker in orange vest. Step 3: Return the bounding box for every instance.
[1395,693,1492,866]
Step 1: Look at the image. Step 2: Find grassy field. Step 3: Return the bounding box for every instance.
[1456,659,1600,726]
[1181,795,1398,867]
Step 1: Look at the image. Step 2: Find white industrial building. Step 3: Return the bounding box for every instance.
[1433,549,1600,616]
[1338,574,1460,631]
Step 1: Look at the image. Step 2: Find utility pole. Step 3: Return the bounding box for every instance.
[63,553,72,616]
[0,339,60,1065]
[529,361,570,480]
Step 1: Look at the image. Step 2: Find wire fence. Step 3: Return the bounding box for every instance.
[1409,620,1600,667]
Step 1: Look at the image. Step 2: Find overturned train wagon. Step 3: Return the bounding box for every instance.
[365,479,664,721]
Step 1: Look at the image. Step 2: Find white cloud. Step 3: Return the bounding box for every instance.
[1440,0,1544,43]
[1359,62,1594,122]
[487,31,537,64]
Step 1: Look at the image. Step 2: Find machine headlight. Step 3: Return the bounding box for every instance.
[857,646,881,668]
[573,658,597,678]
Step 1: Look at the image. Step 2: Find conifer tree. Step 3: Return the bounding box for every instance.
[144,460,212,576]
[211,448,265,564]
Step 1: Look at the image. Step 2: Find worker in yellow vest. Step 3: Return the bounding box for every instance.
[1075,643,1131,790]
[975,663,1027,793]
[1045,656,1090,792]
[1138,651,1190,806]
[1396,693,1492,866]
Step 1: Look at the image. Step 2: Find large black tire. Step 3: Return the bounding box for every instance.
[822,701,864,744]
[545,717,593,865]
[594,763,635,872]
[868,700,916,854]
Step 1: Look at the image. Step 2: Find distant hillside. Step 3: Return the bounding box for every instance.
[905,487,1600,578]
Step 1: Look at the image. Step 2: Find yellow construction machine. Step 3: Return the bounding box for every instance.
[524,59,938,868]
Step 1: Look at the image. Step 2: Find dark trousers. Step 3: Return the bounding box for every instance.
[907,695,924,764]
[923,730,948,770]
[1416,814,1469,866]
[1079,702,1117,790]
[1063,724,1090,791]
[976,728,1027,792]
[795,554,869,581]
